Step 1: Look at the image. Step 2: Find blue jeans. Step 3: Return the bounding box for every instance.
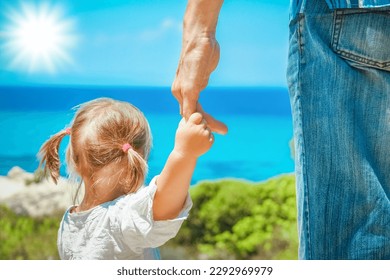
[287,0,390,259]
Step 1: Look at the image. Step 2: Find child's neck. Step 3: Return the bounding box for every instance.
[73,177,125,213]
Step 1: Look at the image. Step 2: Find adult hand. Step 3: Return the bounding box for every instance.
[172,35,228,135]
[172,0,228,135]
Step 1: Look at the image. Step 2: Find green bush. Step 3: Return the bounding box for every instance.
[0,205,61,260]
[164,174,298,259]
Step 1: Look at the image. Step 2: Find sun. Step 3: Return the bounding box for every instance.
[1,2,77,74]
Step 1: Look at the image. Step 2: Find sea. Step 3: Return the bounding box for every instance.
[0,86,295,184]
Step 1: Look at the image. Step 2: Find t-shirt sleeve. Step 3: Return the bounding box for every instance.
[119,176,192,249]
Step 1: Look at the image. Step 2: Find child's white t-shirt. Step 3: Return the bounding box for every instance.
[57,177,192,260]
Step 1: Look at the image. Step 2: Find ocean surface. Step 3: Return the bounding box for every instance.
[0,86,294,184]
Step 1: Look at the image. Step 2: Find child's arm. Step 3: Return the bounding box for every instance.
[153,112,213,221]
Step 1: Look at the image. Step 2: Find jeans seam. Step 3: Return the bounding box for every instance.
[297,14,305,63]
[331,10,343,52]
[297,14,312,260]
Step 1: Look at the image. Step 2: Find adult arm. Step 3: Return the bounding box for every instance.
[172,0,228,135]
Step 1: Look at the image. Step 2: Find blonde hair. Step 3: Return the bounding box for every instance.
[38,98,152,194]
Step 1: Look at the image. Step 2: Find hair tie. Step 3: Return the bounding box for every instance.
[122,143,132,153]
[65,128,71,135]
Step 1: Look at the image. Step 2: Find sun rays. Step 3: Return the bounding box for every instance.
[1,2,77,74]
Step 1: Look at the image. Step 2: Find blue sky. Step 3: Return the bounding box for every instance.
[0,0,290,87]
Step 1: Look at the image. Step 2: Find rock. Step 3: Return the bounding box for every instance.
[7,166,34,183]
[0,167,84,217]
[0,176,26,199]
[2,182,71,217]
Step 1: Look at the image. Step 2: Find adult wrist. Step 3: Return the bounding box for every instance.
[182,0,223,42]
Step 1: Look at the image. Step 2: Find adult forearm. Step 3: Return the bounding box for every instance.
[177,0,224,96]
[172,0,227,134]
[183,0,224,42]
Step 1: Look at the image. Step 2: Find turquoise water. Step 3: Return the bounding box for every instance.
[0,86,294,183]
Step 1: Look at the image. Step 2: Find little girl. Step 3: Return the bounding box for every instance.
[38,97,213,260]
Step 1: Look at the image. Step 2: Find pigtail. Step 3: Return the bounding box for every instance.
[38,129,69,184]
[122,145,148,193]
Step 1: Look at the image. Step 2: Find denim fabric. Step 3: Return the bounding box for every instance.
[287,0,390,259]
[290,0,390,19]
[326,0,390,9]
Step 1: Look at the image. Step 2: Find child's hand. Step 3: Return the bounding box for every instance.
[173,112,214,159]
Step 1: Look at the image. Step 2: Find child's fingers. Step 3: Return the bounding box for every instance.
[188,112,203,125]
[201,118,208,129]
[209,132,215,143]
[178,118,186,127]
[203,127,214,143]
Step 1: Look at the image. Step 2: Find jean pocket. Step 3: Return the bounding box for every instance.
[332,10,390,70]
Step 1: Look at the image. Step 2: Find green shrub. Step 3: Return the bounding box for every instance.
[0,205,61,260]
[163,174,298,260]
